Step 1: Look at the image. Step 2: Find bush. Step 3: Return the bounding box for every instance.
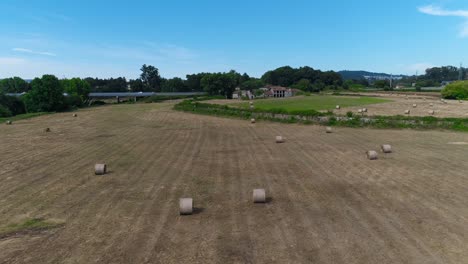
[346,111,353,118]
[0,94,26,116]
[65,95,83,108]
[90,100,106,106]
[442,81,468,99]
[0,105,12,117]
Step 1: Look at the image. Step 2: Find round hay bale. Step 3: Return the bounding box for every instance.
[73,114,78,117]
[6,120,12,125]
[429,103,434,107]
[366,150,378,160]
[381,144,392,153]
[412,104,417,108]
[249,101,254,105]
[179,198,193,215]
[404,110,410,115]
[459,100,463,103]
[358,109,363,113]
[94,163,107,175]
[45,128,51,132]
[326,127,332,133]
[275,136,285,143]
[336,105,340,109]
[428,110,435,115]
[362,108,368,112]
[251,118,256,124]
[253,189,266,203]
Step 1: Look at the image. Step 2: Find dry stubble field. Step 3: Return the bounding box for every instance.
[1,102,468,264]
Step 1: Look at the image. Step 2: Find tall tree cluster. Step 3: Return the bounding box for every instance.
[261,66,343,92]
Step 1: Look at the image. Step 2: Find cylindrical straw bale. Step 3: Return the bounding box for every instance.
[381,144,392,153]
[275,136,285,143]
[253,189,266,203]
[94,164,107,175]
[179,198,193,215]
[367,150,378,160]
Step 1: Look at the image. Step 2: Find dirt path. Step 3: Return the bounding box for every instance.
[0,102,468,263]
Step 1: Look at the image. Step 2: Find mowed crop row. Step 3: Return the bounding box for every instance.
[1,102,468,264]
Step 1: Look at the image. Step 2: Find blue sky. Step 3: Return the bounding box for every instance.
[0,0,467,79]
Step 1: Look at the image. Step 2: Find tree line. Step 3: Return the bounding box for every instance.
[0,64,348,117]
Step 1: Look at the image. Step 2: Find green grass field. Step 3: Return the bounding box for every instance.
[235,95,390,112]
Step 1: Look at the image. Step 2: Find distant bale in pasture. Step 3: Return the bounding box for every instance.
[73,114,78,117]
[251,118,256,124]
[45,128,51,132]
[249,101,254,105]
[381,144,392,153]
[179,198,193,215]
[366,150,378,160]
[429,103,434,107]
[6,120,12,125]
[94,163,107,175]
[404,110,410,115]
[412,104,417,108]
[275,136,285,143]
[326,127,332,133]
[336,105,340,109]
[428,110,435,115]
[253,189,266,203]
[358,109,363,113]
[362,108,368,112]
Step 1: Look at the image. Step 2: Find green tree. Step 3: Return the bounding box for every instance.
[240,78,264,90]
[373,80,390,89]
[23,75,66,112]
[239,73,250,84]
[0,77,30,93]
[186,73,209,91]
[140,64,162,92]
[291,79,313,91]
[129,79,145,92]
[201,72,238,98]
[161,77,188,92]
[0,94,26,116]
[442,81,468,99]
[61,78,91,106]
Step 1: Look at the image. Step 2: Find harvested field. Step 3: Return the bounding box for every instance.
[210,93,468,118]
[336,93,468,118]
[1,102,468,263]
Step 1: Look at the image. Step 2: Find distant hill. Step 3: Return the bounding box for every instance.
[339,70,406,80]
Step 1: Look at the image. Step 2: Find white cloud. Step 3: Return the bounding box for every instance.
[12,47,56,56]
[418,5,468,17]
[418,5,468,37]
